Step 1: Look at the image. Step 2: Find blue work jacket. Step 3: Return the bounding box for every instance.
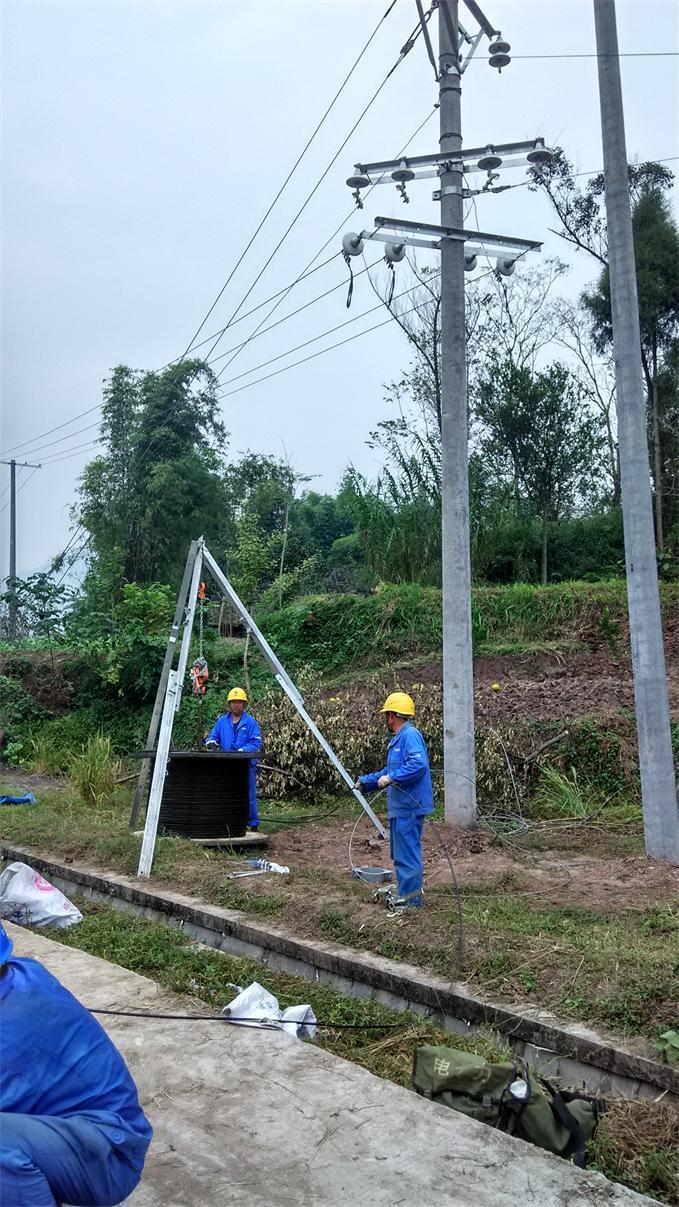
[205,711,262,756]
[360,722,434,818]
[206,711,262,812]
[0,952,153,1155]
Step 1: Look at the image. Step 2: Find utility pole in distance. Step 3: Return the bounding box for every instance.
[438,0,475,828]
[593,0,679,862]
[1,458,42,638]
[341,1,547,828]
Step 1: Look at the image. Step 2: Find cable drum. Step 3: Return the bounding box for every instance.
[155,752,252,839]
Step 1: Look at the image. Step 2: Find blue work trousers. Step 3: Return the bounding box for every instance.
[0,1112,146,1206]
[389,814,425,907]
[248,761,258,828]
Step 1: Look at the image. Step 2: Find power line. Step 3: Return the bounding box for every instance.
[40,439,102,466]
[129,21,428,488]
[201,13,427,379]
[214,264,497,402]
[2,3,406,476]
[33,11,422,570]
[6,421,102,461]
[492,51,679,60]
[214,270,442,389]
[204,256,385,368]
[163,253,343,365]
[179,0,400,362]
[211,104,440,385]
[0,403,102,460]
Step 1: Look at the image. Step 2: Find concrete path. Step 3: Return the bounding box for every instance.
[6,923,655,1206]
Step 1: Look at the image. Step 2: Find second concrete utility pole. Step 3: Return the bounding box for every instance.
[593,0,679,862]
[438,0,476,827]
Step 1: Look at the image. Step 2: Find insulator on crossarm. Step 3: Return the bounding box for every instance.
[488,39,511,71]
[384,243,406,264]
[342,232,365,258]
[496,257,516,277]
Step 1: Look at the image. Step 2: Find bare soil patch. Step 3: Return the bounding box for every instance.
[327,617,679,724]
[0,766,66,794]
[263,816,679,913]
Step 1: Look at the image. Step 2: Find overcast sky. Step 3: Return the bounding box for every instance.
[1,0,677,581]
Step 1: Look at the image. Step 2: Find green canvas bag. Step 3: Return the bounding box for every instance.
[412,1046,606,1167]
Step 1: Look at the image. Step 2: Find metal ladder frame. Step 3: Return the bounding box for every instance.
[135,538,386,878]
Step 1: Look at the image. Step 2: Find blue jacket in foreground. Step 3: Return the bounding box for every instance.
[360,722,434,818]
[0,953,153,1154]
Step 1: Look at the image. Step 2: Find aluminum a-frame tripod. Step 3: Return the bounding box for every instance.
[131,538,387,877]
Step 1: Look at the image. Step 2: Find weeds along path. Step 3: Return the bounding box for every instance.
[1,787,677,1053]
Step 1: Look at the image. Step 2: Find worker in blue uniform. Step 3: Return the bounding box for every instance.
[205,686,262,830]
[356,692,433,914]
[0,920,152,1206]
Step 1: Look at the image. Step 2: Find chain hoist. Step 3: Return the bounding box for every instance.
[190,582,209,748]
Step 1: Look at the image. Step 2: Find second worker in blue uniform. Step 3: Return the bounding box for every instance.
[357,691,433,913]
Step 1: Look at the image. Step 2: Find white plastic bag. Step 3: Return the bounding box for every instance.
[221,980,316,1039]
[0,861,83,929]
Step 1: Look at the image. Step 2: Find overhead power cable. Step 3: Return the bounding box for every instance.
[210,103,440,385]
[178,0,400,362]
[214,263,498,402]
[31,5,417,570]
[128,19,429,490]
[0,404,103,459]
[6,421,102,461]
[193,256,385,370]
[0,467,39,518]
[199,10,428,378]
[40,439,103,466]
[214,269,442,389]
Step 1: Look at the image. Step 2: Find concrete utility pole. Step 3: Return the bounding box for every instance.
[341,3,544,830]
[438,0,476,827]
[593,0,679,862]
[1,458,41,638]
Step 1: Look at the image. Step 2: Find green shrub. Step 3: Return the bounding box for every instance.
[0,674,47,761]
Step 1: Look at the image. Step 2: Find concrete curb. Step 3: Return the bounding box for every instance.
[2,841,677,1102]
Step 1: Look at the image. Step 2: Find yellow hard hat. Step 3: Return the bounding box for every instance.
[227,687,248,702]
[380,691,415,717]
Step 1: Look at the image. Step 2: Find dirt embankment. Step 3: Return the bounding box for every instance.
[327,617,679,724]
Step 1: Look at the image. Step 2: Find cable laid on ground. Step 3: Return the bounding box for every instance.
[89,1007,413,1029]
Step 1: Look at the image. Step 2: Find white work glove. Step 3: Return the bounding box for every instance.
[353,779,362,790]
[377,775,391,790]
[205,740,218,751]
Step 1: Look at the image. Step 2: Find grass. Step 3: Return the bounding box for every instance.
[67,733,120,806]
[43,902,506,1081]
[1,788,676,1045]
[40,902,679,1204]
[256,580,679,673]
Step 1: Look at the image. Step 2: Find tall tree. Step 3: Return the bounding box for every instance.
[77,361,228,589]
[476,361,604,584]
[582,186,679,550]
[530,151,678,552]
